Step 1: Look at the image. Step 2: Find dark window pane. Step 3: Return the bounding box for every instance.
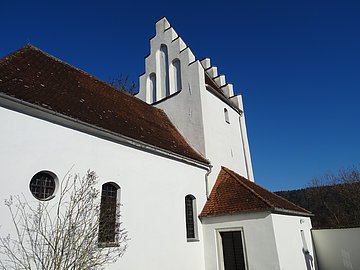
[185,195,195,239]
[99,183,118,244]
[220,231,246,270]
[29,172,56,200]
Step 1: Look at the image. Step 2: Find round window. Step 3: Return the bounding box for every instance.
[29,171,57,200]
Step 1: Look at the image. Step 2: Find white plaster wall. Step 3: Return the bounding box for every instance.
[238,103,254,181]
[154,61,207,156]
[201,212,281,270]
[0,106,208,270]
[136,18,254,188]
[200,89,250,190]
[312,227,360,270]
[271,214,315,270]
[137,18,206,156]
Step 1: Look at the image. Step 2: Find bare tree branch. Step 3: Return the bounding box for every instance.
[109,74,137,95]
[0,170,128,270]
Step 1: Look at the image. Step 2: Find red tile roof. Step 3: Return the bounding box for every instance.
[200,167,312,218]
[0,45,208,164]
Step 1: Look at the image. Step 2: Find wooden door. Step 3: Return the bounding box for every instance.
[220,231,246,270]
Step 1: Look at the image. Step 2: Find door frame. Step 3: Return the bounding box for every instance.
[215,227,249,270]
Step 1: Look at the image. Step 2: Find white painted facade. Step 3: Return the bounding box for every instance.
[136,18,254,189]
[199,86,254,189]
[202,213,314,270]
[137,18,207,157]
[272,214,315,270]
[0,103,208,270]
[312,227,360,270]
[202,212,280,270]
[0,17,315,270]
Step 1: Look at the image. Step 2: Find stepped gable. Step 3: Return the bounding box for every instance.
[0,44,208,164]
[200,167,312,218]
[200,56,244,113]
[200,57,235,99]
[139,17,244,112]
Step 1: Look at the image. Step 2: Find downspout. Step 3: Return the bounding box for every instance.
[205,165,213,199]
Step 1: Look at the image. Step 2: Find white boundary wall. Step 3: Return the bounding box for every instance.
[312,227,360,270]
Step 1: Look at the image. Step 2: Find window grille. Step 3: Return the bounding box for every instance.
[185,195,196,239]
[29,171,56,200]
[99,183,119,244]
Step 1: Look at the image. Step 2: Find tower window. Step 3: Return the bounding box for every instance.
[99,182,120,245]
[224,108,230,124]
[185,195,198,240]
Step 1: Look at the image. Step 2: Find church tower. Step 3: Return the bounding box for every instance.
[136,17,254,186]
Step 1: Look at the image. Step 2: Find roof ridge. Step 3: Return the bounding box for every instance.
[25,45,131,93]
[0,44,27,64]
[2,44,137,97]
[0,44,174,117]
[265,186,312,214]
[0,44,209,165]
[1,44,109,88]
[222,167,273,209]
[224,167,311,214]
[236,170,312,214]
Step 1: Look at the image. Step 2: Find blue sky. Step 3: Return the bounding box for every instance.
[1,0,359,191]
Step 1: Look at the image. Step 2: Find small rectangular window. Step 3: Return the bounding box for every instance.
[185,195,198,241]
[224,108,230,124]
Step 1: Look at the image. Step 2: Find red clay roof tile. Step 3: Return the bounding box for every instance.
[0,45,208,164]
[200,167,312,218]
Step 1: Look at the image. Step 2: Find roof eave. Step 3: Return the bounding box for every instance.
[199,207,313,220]
[205,84,243,115]
[0,92,211,170]
[199,208,273,220]
[271,207,314,217]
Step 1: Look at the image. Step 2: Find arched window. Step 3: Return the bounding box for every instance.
[148,73,157,103]
[159,44,170,98]
[99,182,120,245]
[172,59,182,92]
[185,195,197,240]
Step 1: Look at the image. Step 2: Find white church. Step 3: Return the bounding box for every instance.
[0,17,315,270]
